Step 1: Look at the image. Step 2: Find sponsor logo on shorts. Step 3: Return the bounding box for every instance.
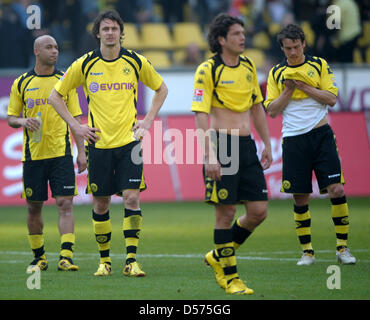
[129,179,141,182]
[63,185,75,189]
[218,188,228,200]
[90,183,98,192]
[282,180,291,190]
[328,173,340,179]
[25,187,33,197]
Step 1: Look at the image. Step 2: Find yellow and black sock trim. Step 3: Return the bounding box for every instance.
[28,234,46,260]
[214,229,238,284]
[60,233,75,259]
[294,204,314,255]
[93,210,112,265]
[231,218,252,250]
[331,196,349,250]
[123,208,142,264]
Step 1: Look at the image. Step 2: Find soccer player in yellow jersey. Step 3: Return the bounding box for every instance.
[192,13,272,295]
[264,24,356,265]
[49,10,168,277]
[7,35,85,272]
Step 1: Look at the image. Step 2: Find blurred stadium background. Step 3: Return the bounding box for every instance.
[0,0,369,204]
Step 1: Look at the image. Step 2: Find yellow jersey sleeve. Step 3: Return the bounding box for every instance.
[138,53,163,91]
[264,68,280,109]
[8,76,23,117]
[191,62,214,114]
[54,56,85,97]
[319,58,338,96]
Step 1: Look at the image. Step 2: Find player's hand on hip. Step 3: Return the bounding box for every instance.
[205,162,222,181]
[132,120,150,140]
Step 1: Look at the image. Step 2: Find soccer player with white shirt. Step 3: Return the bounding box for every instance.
[264,24,356,266]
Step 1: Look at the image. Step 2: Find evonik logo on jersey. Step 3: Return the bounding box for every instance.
[26,98,51,108]
[89,82,135,93]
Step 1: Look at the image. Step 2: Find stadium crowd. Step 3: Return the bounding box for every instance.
[0,0,369,69]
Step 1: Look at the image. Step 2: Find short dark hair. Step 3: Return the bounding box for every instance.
[207,13,244,54]
[92,9,124,44]
[277,24,305,47]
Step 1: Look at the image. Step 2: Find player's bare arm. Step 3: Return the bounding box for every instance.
[74,115,87,173]
[250,103,272,170]
[267,80,295,118]
[7,115,40,132]
[292,80,337,106]
[133,81,168,140]
[194,111,221,181]
[49,88,100,144]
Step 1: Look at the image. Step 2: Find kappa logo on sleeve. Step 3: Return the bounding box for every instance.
[193,89,204,102]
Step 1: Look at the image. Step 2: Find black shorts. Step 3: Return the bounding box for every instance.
[204,133,268,204]
[86,141,146,197]
[22,155,77,201]
[281,124,345,194]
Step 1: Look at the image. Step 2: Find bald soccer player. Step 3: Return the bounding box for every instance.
[7,35,86,272]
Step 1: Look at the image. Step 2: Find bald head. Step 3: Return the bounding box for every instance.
[34,35,57,50]
[33,35,58,67]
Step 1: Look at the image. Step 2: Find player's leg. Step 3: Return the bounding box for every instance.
[314,124,355,264]
[281,133,315,265]
[23,160,48,272]
[327,183,356,264]
[86,146,114,275]
[214,204,253,295]
[92,196,113,275]
[122,189,145,277]
[293,194,315,265]
[234,136,268,250]
[26,200,48,272]
[49,156,79,270]
[55,196,78,271]
[233,200,267,250]
[113,141,146,277]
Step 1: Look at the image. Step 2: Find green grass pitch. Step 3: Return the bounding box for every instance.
[0,197,369,300]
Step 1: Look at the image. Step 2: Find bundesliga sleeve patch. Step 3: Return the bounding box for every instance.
[193,89,204,102]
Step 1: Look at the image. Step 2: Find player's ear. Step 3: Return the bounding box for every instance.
[218,35,225,47]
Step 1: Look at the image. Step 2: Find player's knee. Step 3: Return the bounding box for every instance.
[26,200,43,216]
[56,196,73,214]
[328,183,345,198]
[123,191,140,209]
[215,205,236,227]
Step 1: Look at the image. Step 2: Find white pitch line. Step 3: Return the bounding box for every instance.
[1,250,369,264]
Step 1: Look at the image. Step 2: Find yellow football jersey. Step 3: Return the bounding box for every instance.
[8,70,81,161]
[264,55,338,107]
[54,48,164,149]
[191,54,263,114]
